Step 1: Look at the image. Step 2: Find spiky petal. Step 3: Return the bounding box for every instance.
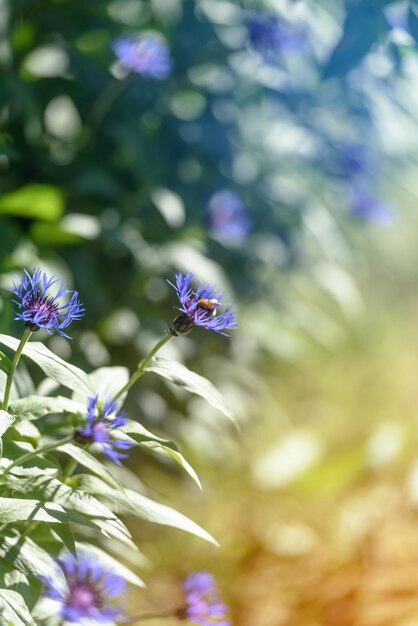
[167,273,237,336]
[77,395,133,465]
[10,269,84,338]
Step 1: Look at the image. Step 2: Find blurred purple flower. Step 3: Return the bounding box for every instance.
[349,189,393,226]
[247,12,305,62]
[184,571,230,626]
[339,144,377,179]
[112,32,171,79]
[77,395,133,465]
[10,269,84,339]
[167,273,237,336]
[208,189,251,242]
[44,553,125,623]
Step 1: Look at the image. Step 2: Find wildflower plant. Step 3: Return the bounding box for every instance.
[0,268,234,625]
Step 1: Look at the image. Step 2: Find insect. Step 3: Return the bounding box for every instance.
[197,298,219,316]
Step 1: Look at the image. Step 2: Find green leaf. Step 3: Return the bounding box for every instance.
[0,561,41,612]
[30,222,86,247]
[0,589,36,626]
[50,523,76,555]
[145,357,236,424]
[0,335,93,396]
[122,419,201,488]
[0,533,63,588]
[3,471,132,545]
[10,395,84,421]
[76,542,145,587]
[58,443,124,491]
[0,351,11,376]
[8,420,40,446]
[0,497,101,528]
[78,475,218,545]
[0,411,15,437]
[0,184,64,221]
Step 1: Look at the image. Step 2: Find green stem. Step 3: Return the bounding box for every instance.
[114,334,173,401]
[89,75,134,133]
[1,434,74,478]
[2,328,32,411]
[62,457,78,482]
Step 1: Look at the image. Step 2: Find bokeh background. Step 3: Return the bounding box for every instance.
[2,0,418,624]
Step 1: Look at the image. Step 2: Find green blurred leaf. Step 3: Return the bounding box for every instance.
[0,185,64,221]
[30,223,85,247]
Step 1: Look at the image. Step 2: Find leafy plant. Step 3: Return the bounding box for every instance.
[0,269,234,625]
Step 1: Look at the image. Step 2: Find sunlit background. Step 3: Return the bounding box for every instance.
[2,0,418,624]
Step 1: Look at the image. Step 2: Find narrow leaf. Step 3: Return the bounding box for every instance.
[10,396,84,421]
[79,475,218,545]
[122,419,201,488]
[0,335,93,396]
[58,443,124,491]
[145,357,235,423]
[76,543,145,587]
[0,497,100,528]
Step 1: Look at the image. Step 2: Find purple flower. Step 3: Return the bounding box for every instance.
[112,32,171,79]
[44,553,126,623]
[338,144,377,179]
[247,12,305,62]
[349,189,393,226]
[76,396,133,465]
[184,572,230,626]
[208,189,251,243]
[167,273,237,337]
[10,269,84,339]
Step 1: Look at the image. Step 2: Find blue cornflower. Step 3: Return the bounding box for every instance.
[184,572,230,626]
[208,189,251,243]
[44,553,126,623]
[76,395,133,465]
[349,189,393,226]
[247,12,305,62]
[112,32,171,79]
[10,269,84,338]
[339,144,377,179]
[167,273,237,337]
